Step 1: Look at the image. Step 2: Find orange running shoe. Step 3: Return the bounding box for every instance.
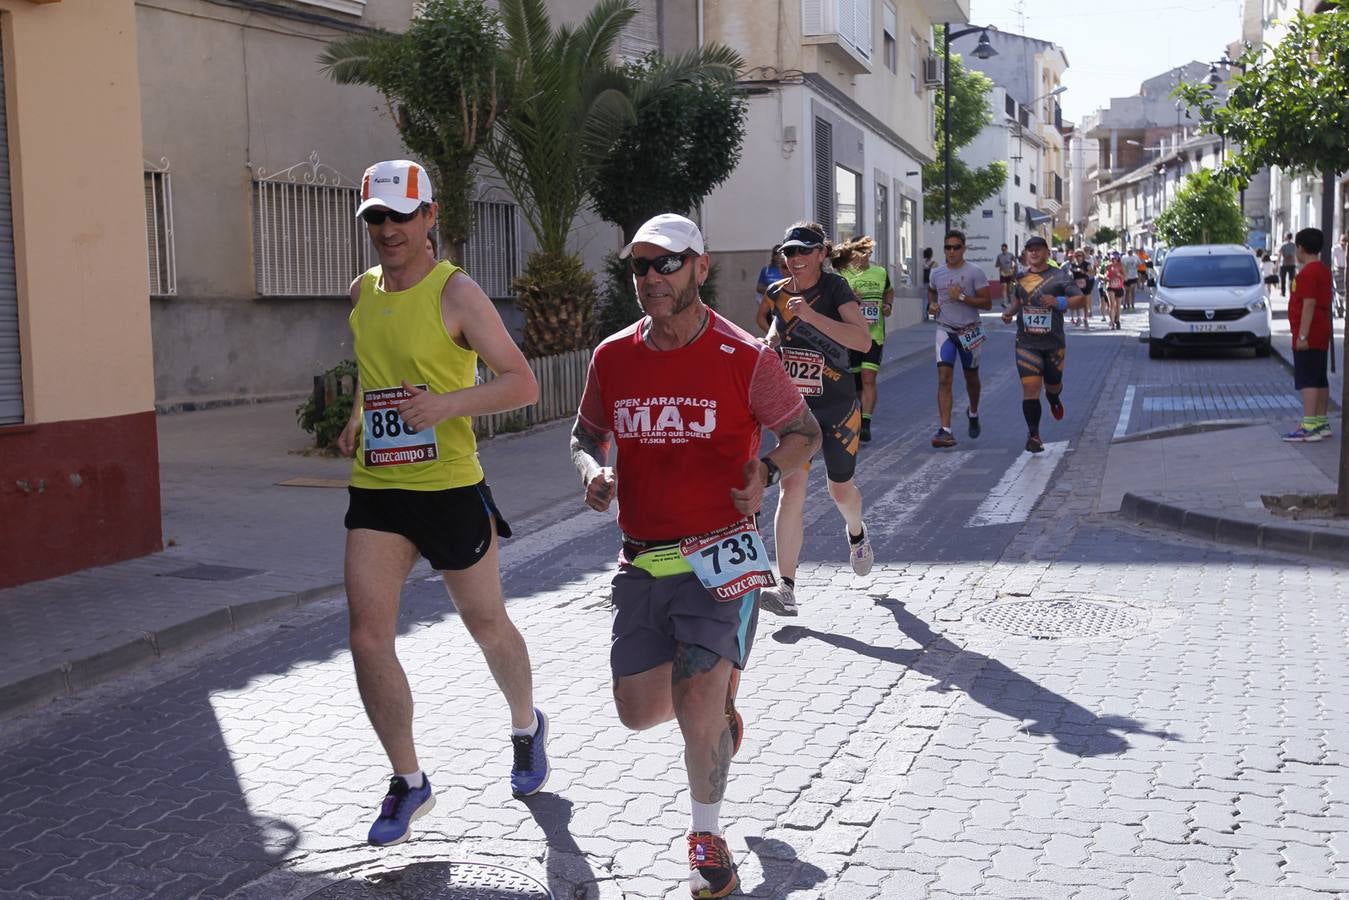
[687,831,738,898]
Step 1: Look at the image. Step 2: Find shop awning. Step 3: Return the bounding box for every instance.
[1025,206,1053,226]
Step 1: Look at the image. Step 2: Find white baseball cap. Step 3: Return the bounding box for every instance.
[619,213,706,258]
[355,160,434,217]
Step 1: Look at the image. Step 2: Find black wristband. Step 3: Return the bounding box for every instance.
[760,456,781,487]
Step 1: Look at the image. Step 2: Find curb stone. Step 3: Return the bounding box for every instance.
[1120,492,1349,563]
[0,580,346,719]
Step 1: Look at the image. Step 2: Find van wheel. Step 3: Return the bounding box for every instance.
[1254,340,1272,358]
[1148,339,1165,360]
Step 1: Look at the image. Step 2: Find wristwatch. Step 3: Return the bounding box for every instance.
[760,456,781,487]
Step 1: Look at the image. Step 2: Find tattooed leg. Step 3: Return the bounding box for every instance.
[671,642,734,803]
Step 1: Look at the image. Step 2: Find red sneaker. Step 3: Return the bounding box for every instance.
[688,831,738,898]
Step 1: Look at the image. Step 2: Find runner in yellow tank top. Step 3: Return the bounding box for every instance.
[336,159,549,847]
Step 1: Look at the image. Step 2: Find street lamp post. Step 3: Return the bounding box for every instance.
[942,23,997,235]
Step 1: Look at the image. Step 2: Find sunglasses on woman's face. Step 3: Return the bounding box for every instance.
[361,207,422,226]
[781,245,820,258]
[629,252,693,277]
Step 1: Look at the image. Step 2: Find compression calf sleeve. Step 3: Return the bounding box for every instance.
[1022,398,1042,432]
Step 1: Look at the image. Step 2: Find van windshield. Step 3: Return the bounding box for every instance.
[1161,254,1260,288]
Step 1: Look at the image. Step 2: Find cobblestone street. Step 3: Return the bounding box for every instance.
[2,320,1346,899]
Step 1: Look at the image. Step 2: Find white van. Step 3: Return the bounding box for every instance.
[1148,244,1271,359]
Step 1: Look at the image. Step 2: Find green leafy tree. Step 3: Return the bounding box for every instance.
[589,50,747,241]
[1153,171,1246,246]
[1091,226,1121,247]
[922,33,1007,224]
[319,0,504,261]
[1174,1,1349,511]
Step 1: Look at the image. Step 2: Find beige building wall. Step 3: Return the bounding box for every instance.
[3,0,152,422]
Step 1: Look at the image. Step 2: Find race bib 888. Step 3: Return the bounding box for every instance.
[362,385,440,467]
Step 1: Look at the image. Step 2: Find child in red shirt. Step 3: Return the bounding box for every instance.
[1283,227,1334,441]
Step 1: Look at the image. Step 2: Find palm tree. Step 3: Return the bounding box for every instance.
[484,0,637,356]
[318,0,504,262]
[489,0,748,355]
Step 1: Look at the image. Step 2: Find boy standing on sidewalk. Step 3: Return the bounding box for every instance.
[1283,227,1334,442]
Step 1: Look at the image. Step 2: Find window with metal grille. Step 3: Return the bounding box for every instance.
[144,161,176,297]
[618,0,659,61]
[252,154,372,297]
[813,117,834,232]
[464,200,521,299]
[874,181,889,266]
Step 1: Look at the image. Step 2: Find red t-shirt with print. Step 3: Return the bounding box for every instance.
[578,310,805,540]
[1289,259,1333,351]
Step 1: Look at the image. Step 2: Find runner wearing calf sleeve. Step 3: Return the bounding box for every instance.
[1000,236,1085,454]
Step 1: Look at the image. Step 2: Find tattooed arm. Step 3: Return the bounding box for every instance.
[570,418,615,512]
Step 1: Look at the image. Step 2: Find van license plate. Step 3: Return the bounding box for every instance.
[1189,323,1228,333]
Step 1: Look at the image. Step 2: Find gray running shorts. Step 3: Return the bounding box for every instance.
[609,564,760,679]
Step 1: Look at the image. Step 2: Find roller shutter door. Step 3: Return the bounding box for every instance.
[0,39,20,424]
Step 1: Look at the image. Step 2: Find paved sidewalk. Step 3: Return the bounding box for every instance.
[1109,295,1348,558]
[0,320,943,717]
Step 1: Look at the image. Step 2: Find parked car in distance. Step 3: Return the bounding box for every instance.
[1148,244,1270,359]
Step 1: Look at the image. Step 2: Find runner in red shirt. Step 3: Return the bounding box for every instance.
[571,214,821,899]
[1283,228,1334,441]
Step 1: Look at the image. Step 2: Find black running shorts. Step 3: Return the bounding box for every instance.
[1293,349,1329,390]
[345,480,512,571]
[811,400,862,483]
[1015,345,1066,386]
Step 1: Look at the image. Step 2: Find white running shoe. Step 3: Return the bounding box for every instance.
[758,581,798,617]
[849,524,874,576]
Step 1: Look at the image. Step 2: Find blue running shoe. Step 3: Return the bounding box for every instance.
[511,708,551,797]
[367,775,434,846]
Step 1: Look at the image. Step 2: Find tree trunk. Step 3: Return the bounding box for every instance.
[514,250,597,357]
[1324,171,1349,517]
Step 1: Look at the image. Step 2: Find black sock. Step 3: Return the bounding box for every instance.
[781,576,795,588]
[849,528,865,544]
[1047,391,1062,411]
[1022,398,1042,432]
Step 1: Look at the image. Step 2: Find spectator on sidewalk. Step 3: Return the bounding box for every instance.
[1279,232,1298,297]
[1282,227,1334,442]
[1259,249,1279,300]
[338,159,551,846]
[995,243,1017,308]
[753,245,785,334]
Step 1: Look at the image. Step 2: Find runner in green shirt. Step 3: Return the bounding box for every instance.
[833,236,893,443]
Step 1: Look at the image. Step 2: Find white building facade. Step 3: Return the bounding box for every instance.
[701,0,966,331]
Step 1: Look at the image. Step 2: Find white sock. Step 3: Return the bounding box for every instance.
[691,799,721,834]
[396,769,424,789]
[511,710,539,738]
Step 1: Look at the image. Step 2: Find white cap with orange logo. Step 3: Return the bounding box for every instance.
[355,160,434,217]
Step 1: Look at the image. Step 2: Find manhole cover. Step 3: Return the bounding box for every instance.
[975,599,1141,639]
[303,861,551,899]
[161,564,263,582]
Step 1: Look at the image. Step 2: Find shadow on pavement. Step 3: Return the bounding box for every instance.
[771,597,1177,757]
[742,835,827,898]
[520,793,602,899]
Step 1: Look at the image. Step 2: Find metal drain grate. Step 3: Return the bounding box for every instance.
[303,861,552,899]
[975,599,1141,639]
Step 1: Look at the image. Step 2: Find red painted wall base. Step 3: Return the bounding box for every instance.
[0,410,162,588]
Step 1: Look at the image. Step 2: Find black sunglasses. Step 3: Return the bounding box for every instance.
[361,206,425,226]
[943,244,964,251]
[781,245,821,258]
[630,252,693,277]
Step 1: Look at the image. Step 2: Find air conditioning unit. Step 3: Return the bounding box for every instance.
[922,55,942,87]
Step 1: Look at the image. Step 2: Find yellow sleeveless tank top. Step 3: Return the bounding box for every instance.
[349,260,484,490]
